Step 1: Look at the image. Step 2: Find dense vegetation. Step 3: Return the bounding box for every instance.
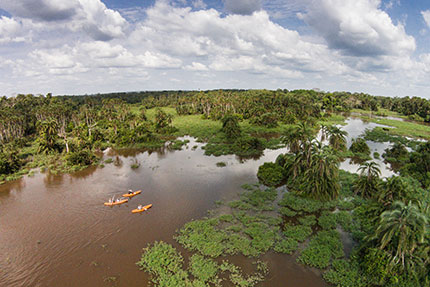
[2,89,430,286]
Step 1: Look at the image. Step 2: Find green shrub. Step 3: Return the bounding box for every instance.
[279,207,297,217]
[298,230,344,269]
[257,162,286,187]
[221,114,241,140]
[323,259,368,287]
[283,224,312,242]
[175,218,228,258]
[232,136,264,157]
[273,238,298,254]
[136,241,188,286]
[349,138,370,156]
[65,150,97,166]
[298,215,317,226]
[279,193,324,213]
[318,211,338,230]
[188,254,218,283]
[250,112,278,128]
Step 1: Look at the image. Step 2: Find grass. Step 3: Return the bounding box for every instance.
[169,139,190,150]
[283,224,313,242]
[137,241,268,287]
[279,192,326,213]
[298,215,317,226]
[319,113,347,126]
[363,127,417,148]
[137,180,361,286]
[297,230,344,269]
[273,238,299,254]
[360,115,430,140]
[216,161,227,167]
[351,108,407,119]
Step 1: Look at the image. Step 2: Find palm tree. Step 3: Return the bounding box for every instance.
[358,161,381,179]
[37,118,58,153]
[301,143,340,200]
[327,126,348,151]
[379,176,411,206]
[282,122,314,154]
[354,161,381,198]
[373,201,428,268]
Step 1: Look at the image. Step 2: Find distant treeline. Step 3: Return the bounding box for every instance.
[59,89,430,122]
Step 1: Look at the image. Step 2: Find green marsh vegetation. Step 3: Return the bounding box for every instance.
[2,89,430,183]
[2,89,430,285]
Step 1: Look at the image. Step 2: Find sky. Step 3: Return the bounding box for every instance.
[0,0,429,98]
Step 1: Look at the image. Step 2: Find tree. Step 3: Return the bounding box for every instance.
[372,201,428,268]
[378,176,412,206]
[282,122,314,154]
[349,138,370,156]
[37,118,59,153]
[326,126,348,151]
[221,114,241,140]
[354,161,381,198]
[301,143,340,200]
[154,108,173,133]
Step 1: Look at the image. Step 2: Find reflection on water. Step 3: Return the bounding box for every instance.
[339,118,395,178]
[0,136,326,287]
[0,118,398,287]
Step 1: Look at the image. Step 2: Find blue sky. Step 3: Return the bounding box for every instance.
[0,0,430,98]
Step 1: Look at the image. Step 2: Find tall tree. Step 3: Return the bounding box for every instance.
[373,201,428,268]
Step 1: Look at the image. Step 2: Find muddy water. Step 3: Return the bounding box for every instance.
[0,117,397,287]
[0,137,327,287]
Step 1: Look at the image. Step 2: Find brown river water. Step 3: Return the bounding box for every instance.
[0,137,327,287]
[0,118,396,287]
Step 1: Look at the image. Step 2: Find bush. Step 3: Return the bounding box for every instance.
[136,241,188,285]
[323,259,368,287]
[318,211,338,230]
[283,224,312,242]
[232,136,264,157]
[65,150,97,166]
[298,215,317,226]
[279,193,324,213]
[221,115,241,140]
[250,112,278,128]
[273,238,298,254]
[257,162,286,186]
[349,138,370,156]
[297,230,344,269]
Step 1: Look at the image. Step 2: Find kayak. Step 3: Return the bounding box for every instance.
[132,204,153,213]
[104,198,129,206]
[122,190,142,198]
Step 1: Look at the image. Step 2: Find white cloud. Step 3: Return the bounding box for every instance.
[422,10,430,28]
[0,16,26,43]
[0,0,429,98]
[74,0,127,41]
[185,62,208,71]
[223,0,261,15]
[129,2,346,79]
[0,0,127,41]
[298,0,416,57]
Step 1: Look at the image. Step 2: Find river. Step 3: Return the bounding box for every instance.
[0,118,395,287]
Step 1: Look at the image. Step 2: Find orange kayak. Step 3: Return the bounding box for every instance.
[122,190,142,198]
[132,204,153,213]
[104,199,129,206]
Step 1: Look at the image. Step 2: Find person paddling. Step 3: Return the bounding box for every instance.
[138,204,143,210]
[128,189,133,195]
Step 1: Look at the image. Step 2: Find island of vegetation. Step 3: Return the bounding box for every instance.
[1,89,429,286]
